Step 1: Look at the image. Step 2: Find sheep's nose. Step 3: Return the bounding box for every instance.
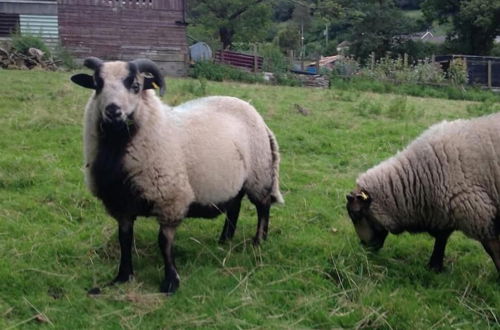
[105,104,122,119]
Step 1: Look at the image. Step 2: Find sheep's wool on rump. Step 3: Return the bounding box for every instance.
[84,87,283,224]
[356,112,500,240]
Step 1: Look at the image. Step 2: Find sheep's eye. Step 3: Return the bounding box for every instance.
[131,82,140,94]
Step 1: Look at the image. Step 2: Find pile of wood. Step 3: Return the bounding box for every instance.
[0,47,57,70]
[294,74,330,88]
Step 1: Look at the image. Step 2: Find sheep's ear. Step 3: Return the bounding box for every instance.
[71,74,96,89]
[143,77,165,96]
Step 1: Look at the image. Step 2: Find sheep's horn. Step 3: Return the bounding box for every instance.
[84,57,103,71]
[130,59,166,96]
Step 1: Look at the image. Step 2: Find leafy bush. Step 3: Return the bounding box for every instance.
[330,75,500,102]
[259,43,289,73]
[448,58,468,85]
[11,31,51,59]
[358,55,445,85]
[332,57,360,77]
[53,44,78,70]
[190,61,265,84]
[273,72,302,86]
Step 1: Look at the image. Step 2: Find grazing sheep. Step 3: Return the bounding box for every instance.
[347,113,500,274]
[71,57,283,294]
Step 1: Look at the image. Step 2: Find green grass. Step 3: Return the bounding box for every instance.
[1,70,500,328]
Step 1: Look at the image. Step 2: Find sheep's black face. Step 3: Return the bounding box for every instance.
[71,61,151,127]
[346,190,388,251]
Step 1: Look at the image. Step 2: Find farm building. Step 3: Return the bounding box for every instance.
[0,0,58,47]
[0,0,188,76]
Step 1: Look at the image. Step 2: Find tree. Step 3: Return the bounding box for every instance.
[346,1,418,61]
[422,0,500,55]
[187,0,272,50]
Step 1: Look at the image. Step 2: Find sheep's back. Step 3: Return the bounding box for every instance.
[173,96,273,205]
[357,112,500,236]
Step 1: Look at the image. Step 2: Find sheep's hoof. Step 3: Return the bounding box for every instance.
[112,274,134,284]
[160,277,180,295]
[87,287,102,295]
[427,262,444,273]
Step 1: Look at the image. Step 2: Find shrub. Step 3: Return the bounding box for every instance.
[11,31,51,59]
[190,61,265,84]
[448,58,468,86]
[259,43,289,73]
[331,57,360,77]
[53,45,78,70]
[273,72,302,87]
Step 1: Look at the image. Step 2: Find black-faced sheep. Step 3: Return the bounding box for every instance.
[347,114,500,274]
[71,57,283,294]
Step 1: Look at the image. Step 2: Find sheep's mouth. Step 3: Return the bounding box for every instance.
[99,114,135,136]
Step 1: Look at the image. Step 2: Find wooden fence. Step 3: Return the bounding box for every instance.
[214,49,263,72]
[435,55,500,88]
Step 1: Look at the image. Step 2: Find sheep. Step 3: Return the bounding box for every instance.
[71,57,284,294]
[346,113,500,274]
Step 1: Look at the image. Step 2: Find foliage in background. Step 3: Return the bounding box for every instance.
[187,0,272,50]
[448,58,468,85]
[331,54,474,89]
[187,0,499,66]
[190,61,264,84]
[10,30,51,59]
[53,44,78,70]
[422,0,500,55]
[259,43,289,73]
[332,57,360,77]
[330,75,499,103]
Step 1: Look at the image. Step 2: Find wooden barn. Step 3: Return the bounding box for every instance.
[58,0,188,76]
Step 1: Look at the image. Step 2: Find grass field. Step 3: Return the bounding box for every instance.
[1,69,500,329]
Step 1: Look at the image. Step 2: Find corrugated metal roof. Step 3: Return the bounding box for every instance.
[19,14,58,46]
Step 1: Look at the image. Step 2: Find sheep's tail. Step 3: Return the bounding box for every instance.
[267,128,284,204]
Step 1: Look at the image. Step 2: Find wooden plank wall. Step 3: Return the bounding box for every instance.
[58,0,187,76]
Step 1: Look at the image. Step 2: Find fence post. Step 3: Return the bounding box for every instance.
[315,54,320,74]
[404,53,408,67]
[253,44,258,72]
[488,60,492,88]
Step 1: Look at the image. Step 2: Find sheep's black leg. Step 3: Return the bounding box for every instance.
[481,239,500,273]
[428,230,453,272]
[113,219,135,283]
[159,225,180,294]
[253,202,270,245]
[219,193,244,244]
